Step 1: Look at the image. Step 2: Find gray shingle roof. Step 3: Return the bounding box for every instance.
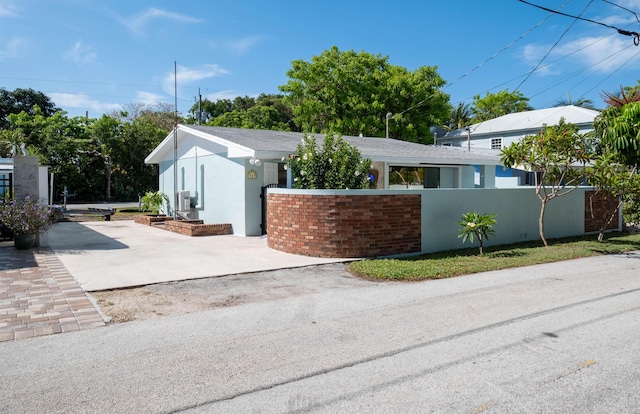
[183,125,501,165]
[445,105,600,139]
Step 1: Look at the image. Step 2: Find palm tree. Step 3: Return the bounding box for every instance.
[553,92,596,110]
[600,86,640,108]
[447,102,472,131]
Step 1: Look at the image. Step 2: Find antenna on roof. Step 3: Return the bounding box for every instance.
[429,126,446,146]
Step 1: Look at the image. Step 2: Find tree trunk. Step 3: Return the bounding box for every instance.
[105,156,112,201]
[598,197,623,242]
[539,199,548,247]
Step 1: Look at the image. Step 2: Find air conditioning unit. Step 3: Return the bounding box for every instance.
[177,190,190,212]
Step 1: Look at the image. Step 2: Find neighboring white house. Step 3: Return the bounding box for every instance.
[439,105,601,187]
[0,157,49,203]
[145,125,502,236]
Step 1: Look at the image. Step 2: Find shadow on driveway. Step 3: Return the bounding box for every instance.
[43,222,129,253]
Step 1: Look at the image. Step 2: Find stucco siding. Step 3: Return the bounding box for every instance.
[420,187,586,253]
[159,152,251,236]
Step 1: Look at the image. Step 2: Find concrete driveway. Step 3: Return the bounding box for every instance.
[42,220,349,291]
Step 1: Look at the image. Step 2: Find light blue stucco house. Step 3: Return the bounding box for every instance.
[144,125,502,236]
[439,105,600,187]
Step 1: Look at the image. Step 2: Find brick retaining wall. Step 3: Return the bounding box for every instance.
[134,215,232,236]
[267,193,421,258]
[134,215,173,225]
[164,221,233,237]
[584,191,620,233]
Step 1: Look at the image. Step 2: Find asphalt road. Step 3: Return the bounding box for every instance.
[1,252,639,413]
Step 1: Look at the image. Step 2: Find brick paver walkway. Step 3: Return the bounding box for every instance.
[0,241,105,342]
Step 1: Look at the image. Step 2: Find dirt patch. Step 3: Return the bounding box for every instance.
[91,263,374,324]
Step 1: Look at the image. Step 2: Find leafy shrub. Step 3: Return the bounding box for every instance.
[140,191,169,214]
[457,211,497,255]
[0,196,56,236]
[286,134,372,189]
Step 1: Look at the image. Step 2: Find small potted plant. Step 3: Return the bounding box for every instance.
[0,195,56,249]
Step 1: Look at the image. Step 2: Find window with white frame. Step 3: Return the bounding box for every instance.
[491,138,502,150]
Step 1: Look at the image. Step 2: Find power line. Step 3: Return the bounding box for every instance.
[444,8,562,88]
[392,10,564,119]
[519,0,640,45]
[451,29,625,108]
[580,46,640,97]
[533,45,631,103]
[515,0,594,92]
[602,0,640,23]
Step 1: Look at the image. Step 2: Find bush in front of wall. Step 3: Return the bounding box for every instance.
[457,211,497,255]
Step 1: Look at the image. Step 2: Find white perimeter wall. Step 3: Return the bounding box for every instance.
[269,187,608,254]
[420,187,590,253]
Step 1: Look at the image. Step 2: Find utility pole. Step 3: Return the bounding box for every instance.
[385,113,392,139]
[198,88,202,125]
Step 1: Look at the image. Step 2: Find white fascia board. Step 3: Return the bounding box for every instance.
[373,156,502,166]
[145,130,174,164]
[253,151,290,161]
[181,125,255,159]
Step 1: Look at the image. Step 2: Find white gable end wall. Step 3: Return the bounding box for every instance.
[158,151,251,236]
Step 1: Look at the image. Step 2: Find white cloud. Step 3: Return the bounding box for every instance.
[521,43,559,75]
[49,93,122,114]
[162,64,230,95]
[0,36,28,60]
[520,32,640,77]
[136,91,165,104]
[210,35,263,55]
[0,1,18,17]
[63,41,98,66]
[120,8,202,35]
[556,35,640,73]
[205,90,245,101]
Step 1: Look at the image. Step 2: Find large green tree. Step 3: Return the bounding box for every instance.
[594,101,640,167]
[593,84,640,225]
[0,88,59,129]
[471,89,532,123]
[189,94,296,131]
[279,46,450,143]
[210,106,291,130]
[6,107,103,200]
[110,102,176,131]
[5,104,166,202]
[110,118,165,199]
[87,115,121,200]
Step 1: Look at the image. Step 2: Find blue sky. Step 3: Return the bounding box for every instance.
[2,0,640,119]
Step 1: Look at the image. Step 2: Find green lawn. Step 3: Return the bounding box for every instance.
[348,233,640,281]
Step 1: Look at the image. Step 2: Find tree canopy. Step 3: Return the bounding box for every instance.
[1,98,168,202]
[279,46,451,143]
[0,88,59,130]
[471,89,532,123]
[188,94,296,131]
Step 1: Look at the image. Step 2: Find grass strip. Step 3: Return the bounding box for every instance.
[348,233,640,281]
